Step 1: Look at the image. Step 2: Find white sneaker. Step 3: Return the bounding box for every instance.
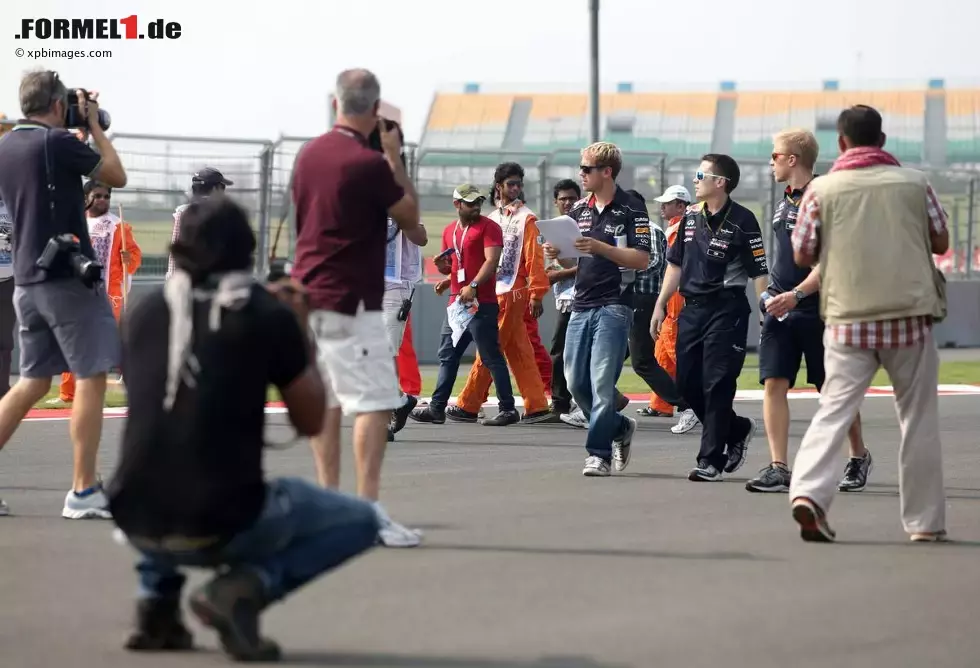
[62,487,112,520]
[560,408,588,429]
[582,456,611,477]
[373,502,422,548]
[671,409,700,435]
[0,498,9,516]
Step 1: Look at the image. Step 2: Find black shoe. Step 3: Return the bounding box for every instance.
[481,409,520,426]
[688,459,723,482]
[125,597,194,652]
[615,393,630,412]
[409,406,445,424]
[745,463,791,493]
[391,395,418,434]
[724,417,757,474]
[838,449,873,492]
[189,569,281,662]
[446,406,479,423]
[520,409,560,424]
[386,425,395,442]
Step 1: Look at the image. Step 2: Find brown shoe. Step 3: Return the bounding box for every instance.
[791,497,836,543]
[189,569,281,662]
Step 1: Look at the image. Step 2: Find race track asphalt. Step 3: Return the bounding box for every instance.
[1,395,979,668]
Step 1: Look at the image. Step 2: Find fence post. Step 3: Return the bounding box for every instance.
[968,178,976,279]
[537,157,548,217]
[256,143,273,278]
[952,201,961,273]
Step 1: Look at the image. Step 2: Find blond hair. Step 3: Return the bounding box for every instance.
[773,129,819,170]
[582,142,623,179]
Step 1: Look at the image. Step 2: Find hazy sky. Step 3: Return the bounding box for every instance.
[2,0,978,144]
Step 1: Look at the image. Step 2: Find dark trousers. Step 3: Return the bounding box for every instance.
[431,303,515,413]
[675,291,753,470]
[550,307,627,415]
[629,293,688,411]
[0,279,14,398]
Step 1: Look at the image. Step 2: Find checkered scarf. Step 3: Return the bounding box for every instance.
[830,146,901,172]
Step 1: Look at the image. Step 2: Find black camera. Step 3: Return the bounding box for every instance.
[36,234,102,287]
[368,118,406,166]
[64,88,111,131]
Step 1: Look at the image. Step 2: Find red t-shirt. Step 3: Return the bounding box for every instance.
[290,125,404,315]
[441,216,503,305]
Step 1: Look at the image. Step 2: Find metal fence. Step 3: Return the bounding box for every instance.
[109,134,980,279]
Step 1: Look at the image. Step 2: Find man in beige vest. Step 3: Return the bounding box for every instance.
[788,105,949,543]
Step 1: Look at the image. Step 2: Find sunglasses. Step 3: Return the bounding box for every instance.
[695,171,729,182]
[771,152,798,161]
[580,164,607,174]
[503,180,522,188]
[90,193,111,200]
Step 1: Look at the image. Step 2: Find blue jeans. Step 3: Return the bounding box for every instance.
[430,302,515,412]
[129,478,379,604]
[564,304,633,460]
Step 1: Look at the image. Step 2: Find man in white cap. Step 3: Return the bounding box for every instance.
[629,186,698,435]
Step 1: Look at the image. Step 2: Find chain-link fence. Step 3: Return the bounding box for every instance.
[108,133,980,279]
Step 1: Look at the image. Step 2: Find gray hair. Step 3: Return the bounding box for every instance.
[335,69,380,117]
[20,69,66,117]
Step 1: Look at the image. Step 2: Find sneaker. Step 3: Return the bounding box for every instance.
[910,530,949,543]
[745,463,791,493]
[188,569,281,662]
[838,450,873,492]
[391,395,418,434]
[637,407,672,417]
[62,484,112,520]
[386,425,395,442]
[446,406,479,423]
[688,460,723,482]
[125,597,194,652]
[481,409,520,426]
[560,408,588,429]
[582,455,611,477]
[670,409,700,435]
[724,417,757,474]
[374,502,423,548]
[0,499,8,516]
[531,410,565,424]
[612,417,636,472]
[520,409,559,425]
[409,406,445,424]
[791,497,836,543]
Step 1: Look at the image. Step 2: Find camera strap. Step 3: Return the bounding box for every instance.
[43,129,57,225]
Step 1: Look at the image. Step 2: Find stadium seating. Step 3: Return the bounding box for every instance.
[946,89,980,162]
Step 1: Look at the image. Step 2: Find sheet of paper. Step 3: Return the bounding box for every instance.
[447,297,477,347]
[536,215,588,259]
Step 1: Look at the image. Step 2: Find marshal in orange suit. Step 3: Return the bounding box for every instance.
[58,182,141,403]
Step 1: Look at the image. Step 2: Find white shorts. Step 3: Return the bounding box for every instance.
[381,285,410,353]
[309,303,402,415]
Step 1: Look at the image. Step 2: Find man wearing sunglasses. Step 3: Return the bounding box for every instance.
[652,154,769,483]
[543,142,651,477]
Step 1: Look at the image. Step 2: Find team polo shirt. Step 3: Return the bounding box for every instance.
[440,215,503,305]
[768,179,819,313]
[567,186,652,311]
[666,198,768,298]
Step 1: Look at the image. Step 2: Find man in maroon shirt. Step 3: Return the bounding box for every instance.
[291,68,423,548]
[409,184,518,426]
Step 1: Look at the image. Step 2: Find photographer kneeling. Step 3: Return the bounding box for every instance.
[0,70,127,518]
[107,196,379,661]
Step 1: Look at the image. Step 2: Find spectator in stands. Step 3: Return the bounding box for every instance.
[0,196,11,401]
[646,185,700,435]
[291,68,423,548]
[166,167,232,280]
[652,154,769,483]
[410,184,519,426]
[788,105,949,543]
[543,142,650,477]
[746,128,871,495]
[108,196,378,661]
[56,180,142,404]
[449,163,552,425]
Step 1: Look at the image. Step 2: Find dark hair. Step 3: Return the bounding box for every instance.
[169,197,256,283]
[701,153,740,193]
[368,119,407,168]
[83,180,111,197]
[837,105,883,148]
[20,69,66,118]
[553,179,581,200]
[490,162,525,205]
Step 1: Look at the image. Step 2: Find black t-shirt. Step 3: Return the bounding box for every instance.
[666,198,768,298]
[768,182,819,313]
[568,186,652,311]
[106,285,309,541]
[0,121,102,285]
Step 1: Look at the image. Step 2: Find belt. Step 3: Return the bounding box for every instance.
[683,288,743,307]
[126,533,224,551]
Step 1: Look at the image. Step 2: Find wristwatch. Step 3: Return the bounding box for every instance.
[792,288,806,302]
[469,281,479,290]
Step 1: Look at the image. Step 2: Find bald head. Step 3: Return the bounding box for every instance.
[335,68,381,118]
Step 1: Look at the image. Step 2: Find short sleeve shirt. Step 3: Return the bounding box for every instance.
[567,186,652,311]
[290,125,405,315]
[769,181,819,313]
[441,216,503,304]
[0,121,103,284]
[666,198,768,298]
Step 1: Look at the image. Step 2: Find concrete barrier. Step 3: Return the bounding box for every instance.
[8,279,980,370]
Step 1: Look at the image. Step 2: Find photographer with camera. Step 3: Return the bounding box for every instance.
[0,69,127,518]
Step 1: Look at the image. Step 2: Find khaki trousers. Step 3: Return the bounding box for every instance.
[789,329,946,535]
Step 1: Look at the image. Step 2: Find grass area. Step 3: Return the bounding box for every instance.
[32,359,980,410]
